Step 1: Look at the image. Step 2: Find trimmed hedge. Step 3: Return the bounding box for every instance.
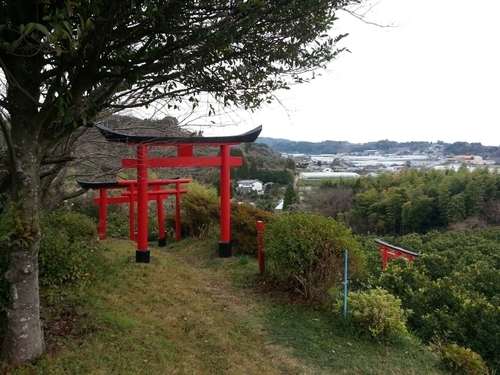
[263,212,365,304]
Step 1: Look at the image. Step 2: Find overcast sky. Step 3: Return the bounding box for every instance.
[146,1,500,146]
[205,0,500,146]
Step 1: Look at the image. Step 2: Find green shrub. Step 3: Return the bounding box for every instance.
[430,339,490,375]
[65,194,99,221]
[166,190,277,253]
[374,229,500,371]
[263,212,365,304]
[39,211,99,302]
[106,211,130,238]
[338,287,409,341]
[230,203,276,256]
[147,212,160,242]
[178,187,279,253]
[0,206,98,307]
[181,192,220,238]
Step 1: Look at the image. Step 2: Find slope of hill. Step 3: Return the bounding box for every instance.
[1,238,448,375]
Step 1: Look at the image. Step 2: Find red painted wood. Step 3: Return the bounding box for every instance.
[90,182,188,243]
[136,145,149,251]
[177,145,193,157]
[375,239,419,269]
[122,156,243,168]
[154,185,165,241]
[128,184,135,240]
[98,189,107,240]
[175,183,181,242]
[220,144,230,244]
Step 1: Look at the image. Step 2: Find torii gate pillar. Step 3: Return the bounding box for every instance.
[219,144,231,257]
[136,145,150,263]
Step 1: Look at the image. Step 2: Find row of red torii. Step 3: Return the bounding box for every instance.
[77,178,190,247]
[79,123,262,263]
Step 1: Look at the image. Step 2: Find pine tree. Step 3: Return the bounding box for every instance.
[283,184,298,211]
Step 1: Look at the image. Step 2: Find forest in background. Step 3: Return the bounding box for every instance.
[299,166,500,236]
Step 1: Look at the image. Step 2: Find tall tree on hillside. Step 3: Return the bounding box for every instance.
[0,0,355,362]
[283,183,298,211]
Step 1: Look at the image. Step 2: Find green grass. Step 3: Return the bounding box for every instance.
[263,303,444,375]
[1,238,448,375]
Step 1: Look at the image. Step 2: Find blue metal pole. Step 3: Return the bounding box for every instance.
[343,249,348,319]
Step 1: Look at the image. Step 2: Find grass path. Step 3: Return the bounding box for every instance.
[2,238,446,374]
[3,239,308,375]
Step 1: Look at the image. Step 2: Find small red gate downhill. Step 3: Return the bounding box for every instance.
[374,238,419,269]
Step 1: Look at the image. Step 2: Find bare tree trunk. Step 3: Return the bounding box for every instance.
[1,117,45,362]
[1,242,45,362]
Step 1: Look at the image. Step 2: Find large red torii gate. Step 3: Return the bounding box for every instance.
[96,124,262,263]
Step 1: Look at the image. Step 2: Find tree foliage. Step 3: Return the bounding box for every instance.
[311,168,500,235]
[283,183,298,211]
[335,287,409,341]
[0,0,356,362]
[306,185,354,220]
[372,228,500,372]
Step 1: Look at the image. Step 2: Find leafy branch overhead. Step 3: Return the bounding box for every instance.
[0,0,351,134]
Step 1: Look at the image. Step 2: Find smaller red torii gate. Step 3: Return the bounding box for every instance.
[78,178,189,246]
[374,238,419,269]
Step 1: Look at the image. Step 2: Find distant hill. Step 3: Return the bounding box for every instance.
[257,137,500,160]
[443,142,500,159]
[256,137,353,154]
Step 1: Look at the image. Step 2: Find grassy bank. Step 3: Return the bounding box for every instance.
[2,238,447,375]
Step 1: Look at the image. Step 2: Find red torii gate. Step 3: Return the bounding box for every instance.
[374,238,419,269]
[96,123,262,263]
[78,178,189,245]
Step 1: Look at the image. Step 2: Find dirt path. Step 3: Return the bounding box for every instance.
[170,250,314,375]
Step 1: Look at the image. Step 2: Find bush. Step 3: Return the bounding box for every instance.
[166,188,277,254]
[374,229,500,372]
[0,207,99,308]
[147,209,160,242]
[263,212,365,304]
[181,191,220,238]
[65,194,99,221]
[0,250,9,311]
[175,190,278,255]
[106,211,130,238]
[337,287,409,341]
[230,203,276,256]
[39,211,99,302]
[430,339,490,375]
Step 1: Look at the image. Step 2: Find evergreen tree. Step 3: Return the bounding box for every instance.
[447,193,467,223]
[283,184,298,211]
[249,160,258,179]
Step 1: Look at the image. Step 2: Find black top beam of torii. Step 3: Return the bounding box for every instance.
[95,124,262,146]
